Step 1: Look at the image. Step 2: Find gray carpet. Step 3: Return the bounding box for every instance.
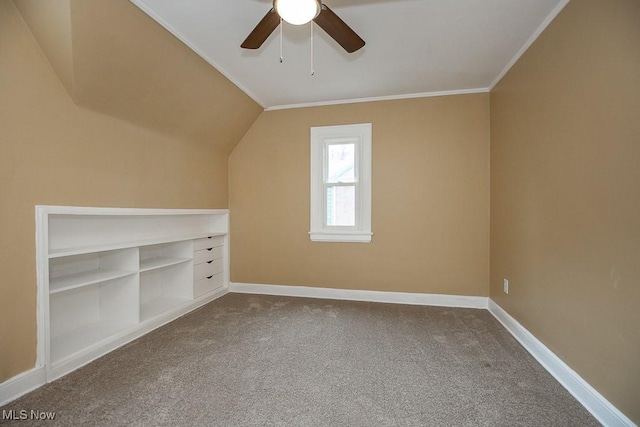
[1,293,599,426]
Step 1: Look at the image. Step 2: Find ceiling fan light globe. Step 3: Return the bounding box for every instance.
[274,0,320,25]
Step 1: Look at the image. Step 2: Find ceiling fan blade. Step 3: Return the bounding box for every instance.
[313,4,365,53]
[241,8,280,49]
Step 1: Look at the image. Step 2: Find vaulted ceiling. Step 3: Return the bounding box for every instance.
[130,0,569,109]
[13,0,569,147]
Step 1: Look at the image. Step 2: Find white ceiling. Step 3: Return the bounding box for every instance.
[130,0,568,110]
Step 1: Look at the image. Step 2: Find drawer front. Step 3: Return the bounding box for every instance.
[194,259,223,281]
[194,236,224,251]
[194,246,223,265]
[194,273,224,298]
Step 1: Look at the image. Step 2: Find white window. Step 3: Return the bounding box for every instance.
[310,123,372,243]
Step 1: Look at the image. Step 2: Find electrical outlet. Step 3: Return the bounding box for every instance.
[503,278,509,294]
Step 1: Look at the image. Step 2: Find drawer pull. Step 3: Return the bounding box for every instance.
[194,236,224,250]
[207,260,213,264]
[207,248,213,251]
[206,275,213,279]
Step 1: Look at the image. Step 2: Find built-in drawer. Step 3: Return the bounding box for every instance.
[194,236,224,251]
[194,246,223,265]
[194,273,224,298]
[194,259,223,281]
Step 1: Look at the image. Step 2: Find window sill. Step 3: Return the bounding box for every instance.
[309,231,373,243]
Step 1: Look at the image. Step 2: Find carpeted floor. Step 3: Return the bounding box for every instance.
[1,293,600,426]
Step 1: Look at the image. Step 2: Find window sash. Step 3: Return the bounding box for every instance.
[323,139,360,229]
[324,183,358,228]
[324,140,358,184]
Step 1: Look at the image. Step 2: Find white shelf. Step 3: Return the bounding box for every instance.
[49,269,137,294]
[139,257,191,273]
[51,320,135,363]
[140,296,191,322]
[49,232,227,259]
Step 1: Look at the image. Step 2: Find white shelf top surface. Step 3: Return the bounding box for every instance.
[37,205,229,216]
[49,232,227,258]
[140,296,191,322]
[139,256,191,273]
[50,269,137,294]
[51,320,135,363]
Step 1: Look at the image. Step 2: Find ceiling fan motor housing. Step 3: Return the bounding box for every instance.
[242,1,364,53]
[273,0,321,25]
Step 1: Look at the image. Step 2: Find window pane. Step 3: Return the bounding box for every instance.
[327,143,355,183]
[326,185,355,226]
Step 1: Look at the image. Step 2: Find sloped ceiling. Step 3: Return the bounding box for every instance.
[130,0,569,109]
[13,0,262,153]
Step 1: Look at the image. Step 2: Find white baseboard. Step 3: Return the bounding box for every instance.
[488,299,635,427]
[0,367,46,407]
[229,282,488,309]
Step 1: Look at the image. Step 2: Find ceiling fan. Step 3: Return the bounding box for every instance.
[241,0,365,53]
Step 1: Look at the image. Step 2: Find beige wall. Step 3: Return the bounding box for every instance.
[490,0,640,422]
[68,0,262,154]
[230,95,490,295]
[12,0,74,96]
[13,0,263,154]
[0,0,252,382]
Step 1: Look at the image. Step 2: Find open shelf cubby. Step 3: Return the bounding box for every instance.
[140,262,193,322]
[49,249,138,294]
[49,274,139,363]
[139,241,192,273]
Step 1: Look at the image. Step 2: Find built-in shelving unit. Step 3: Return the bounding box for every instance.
[36,206,230,381]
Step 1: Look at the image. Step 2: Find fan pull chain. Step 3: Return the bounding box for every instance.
[310,22,315,75]
[279,18,283,63]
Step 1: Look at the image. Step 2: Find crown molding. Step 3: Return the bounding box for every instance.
[265,87,490,111]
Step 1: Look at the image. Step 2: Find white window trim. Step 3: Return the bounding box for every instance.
[310,123,372,243]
